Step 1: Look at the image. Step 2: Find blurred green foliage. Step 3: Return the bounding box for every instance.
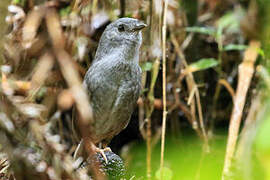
[126,132,227,180]
[155,167,173,180]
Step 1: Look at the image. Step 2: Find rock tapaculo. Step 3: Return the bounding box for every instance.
[83,18,146,146]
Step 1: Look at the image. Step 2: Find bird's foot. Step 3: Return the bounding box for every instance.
[94,147,112,164]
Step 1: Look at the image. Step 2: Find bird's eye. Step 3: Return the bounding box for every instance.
[118,24,125,32]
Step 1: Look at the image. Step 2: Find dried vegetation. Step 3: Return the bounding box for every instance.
[0,0,270,179]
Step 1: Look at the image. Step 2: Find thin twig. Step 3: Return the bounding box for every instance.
[218,79,235,103]
[194,87,209,152]
[146,57,160,179]
[146,0,154,177]
[160,0,168,179]
[171,33,207,142]
[120,0,125,17]
[146,115,152,179]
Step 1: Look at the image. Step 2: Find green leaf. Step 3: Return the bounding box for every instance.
[223,44,247,51]
[188,58,219,72]
[257,48,265,58]
[155,167,173,180]
[141,62,153,72]
[12,0,21,4]
[60,6,71,17]
[217,12,239,33]
[186,27,216,36]
[216,11,241,47]
[141,88,149,94]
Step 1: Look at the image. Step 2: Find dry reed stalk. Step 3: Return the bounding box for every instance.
[222,40,260,179]
[160,0,169,179]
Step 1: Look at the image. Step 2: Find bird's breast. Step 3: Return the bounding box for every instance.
[86,58,141,142]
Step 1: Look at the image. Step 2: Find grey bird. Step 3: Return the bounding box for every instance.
[81,18,146,160]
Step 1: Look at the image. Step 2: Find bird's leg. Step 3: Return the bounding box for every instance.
[100,142,112,151]
[73,139,112,164]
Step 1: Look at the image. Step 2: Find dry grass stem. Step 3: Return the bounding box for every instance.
[171,33,207,143]
[160,0,169,178]
[218,79,235,102]
[222,40,260,179]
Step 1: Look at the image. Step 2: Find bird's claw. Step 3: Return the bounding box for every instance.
[95,147,112,164]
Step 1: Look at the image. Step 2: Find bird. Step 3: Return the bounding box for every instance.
[80,17,146,162]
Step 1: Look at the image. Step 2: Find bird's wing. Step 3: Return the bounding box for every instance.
[83,60,119,139]
[83,59,141,142]
[103,64,141,138]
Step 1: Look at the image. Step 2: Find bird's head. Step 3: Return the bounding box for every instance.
[94,18,147,62]
[95,18,146,60]
[102,18,146,47]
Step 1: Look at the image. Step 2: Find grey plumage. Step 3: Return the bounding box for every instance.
[83,18,146,145]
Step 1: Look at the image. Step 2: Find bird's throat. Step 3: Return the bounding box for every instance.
[95,43,140,63]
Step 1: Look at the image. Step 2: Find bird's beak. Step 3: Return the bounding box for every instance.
[133,22,147,31]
